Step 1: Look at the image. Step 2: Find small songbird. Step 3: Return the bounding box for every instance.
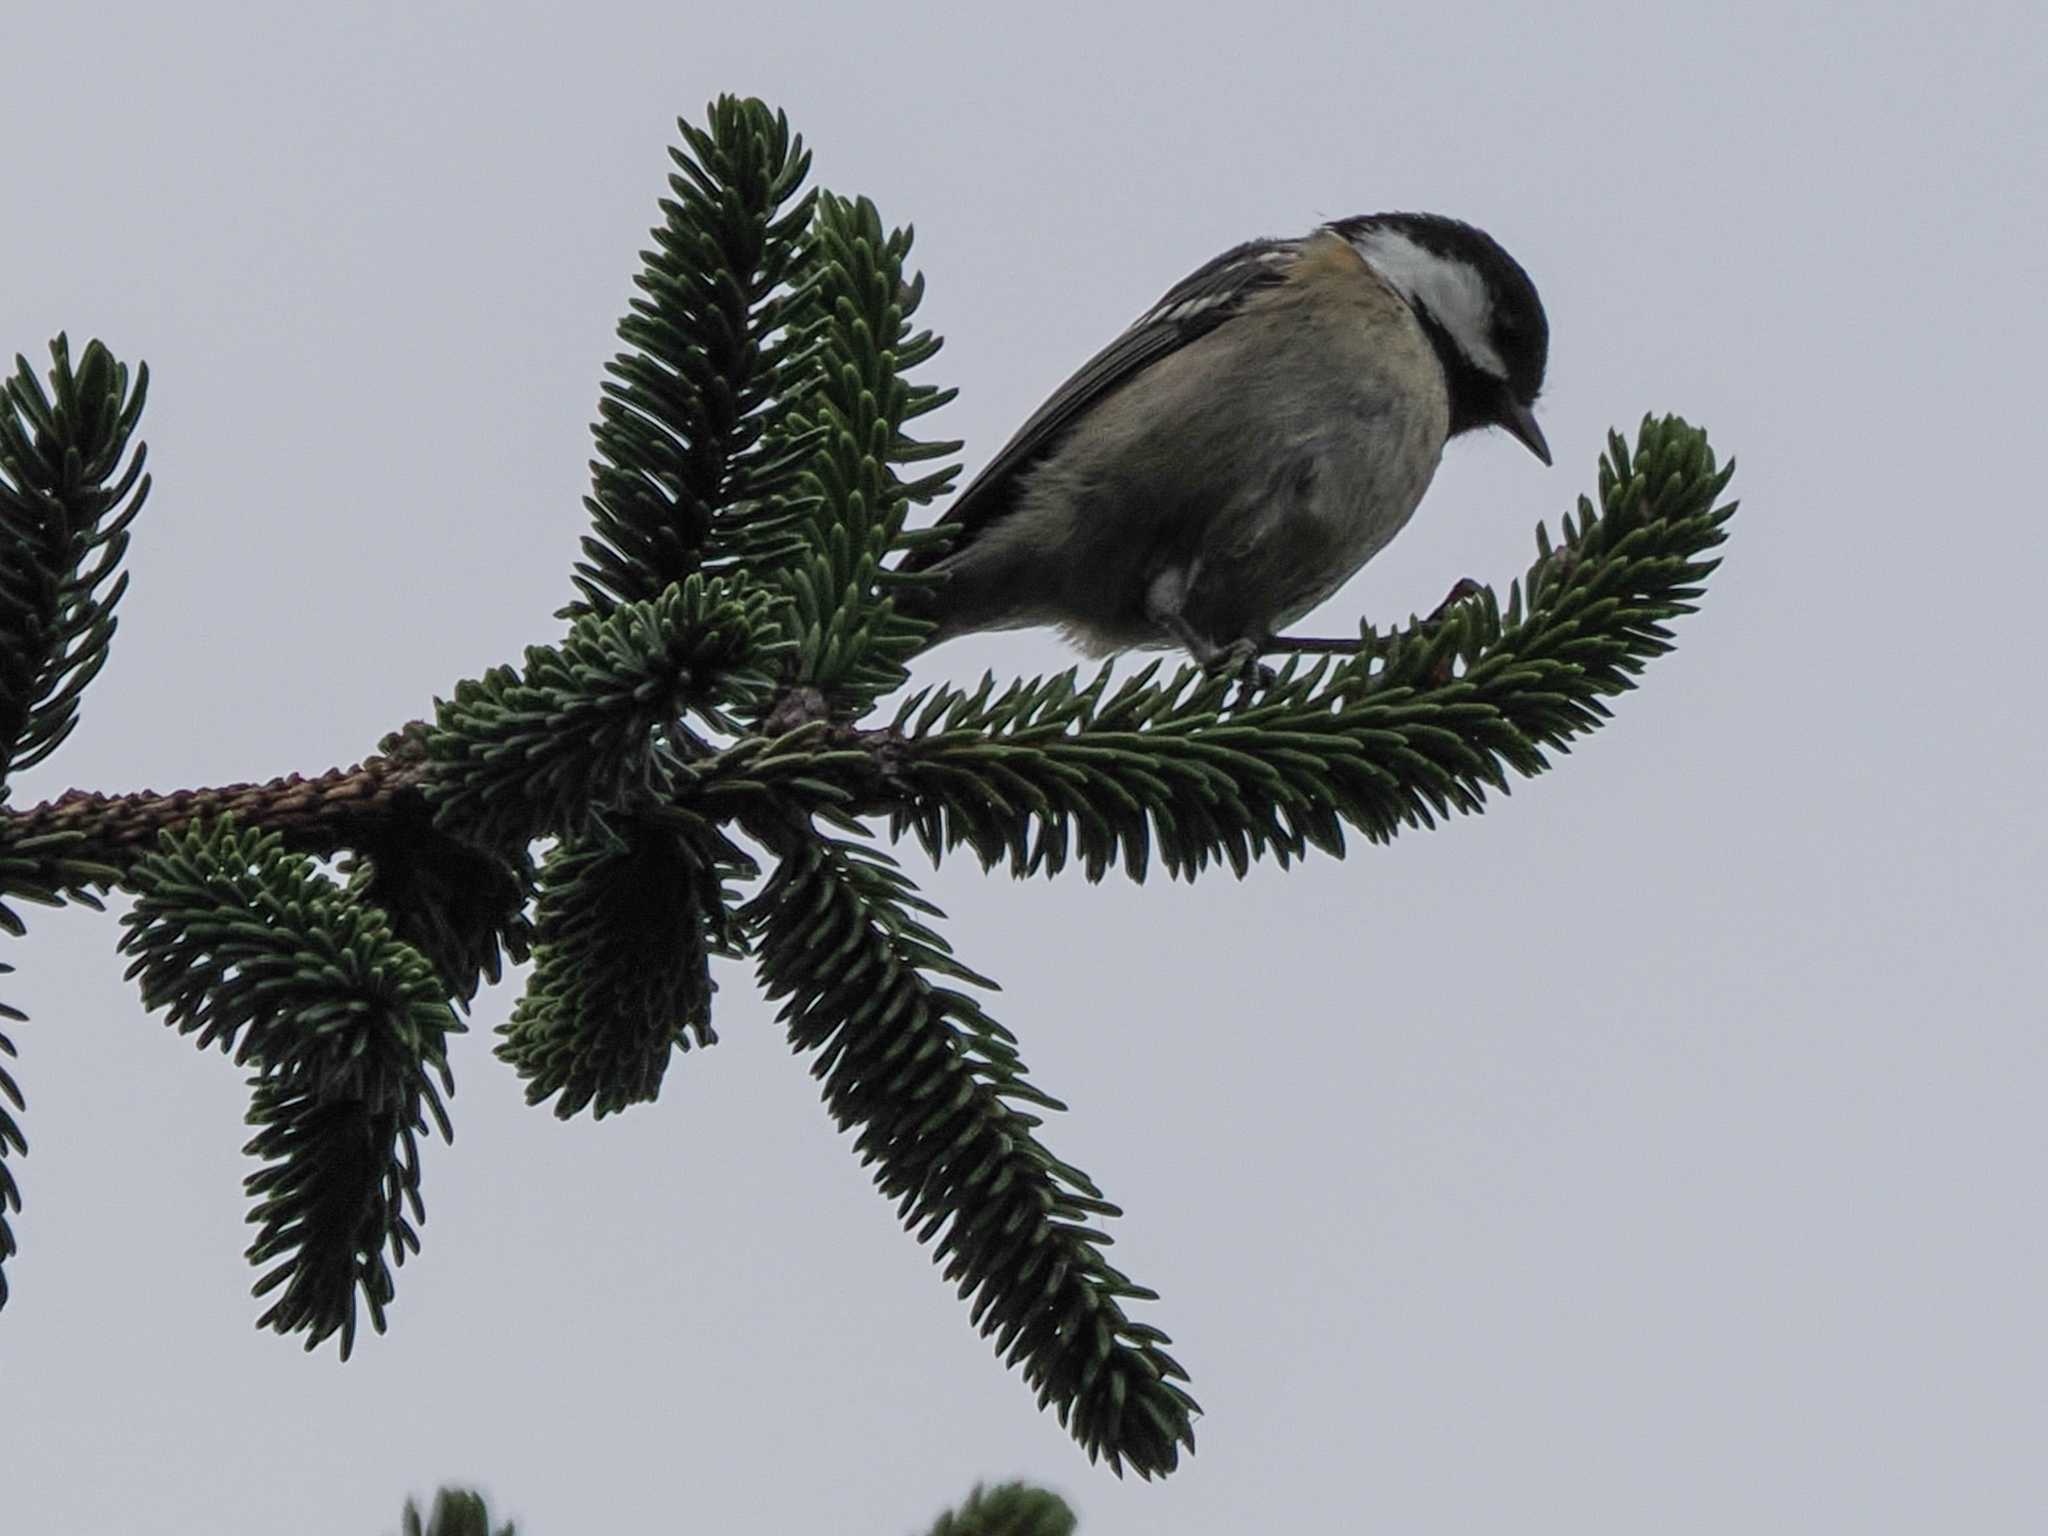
[900,213,1551,669]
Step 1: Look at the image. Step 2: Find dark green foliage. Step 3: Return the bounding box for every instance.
[388,1478,1071,1535]
[398,1487,516,1536]
[345,795,534,1007]
[0,336,146,784]
[427,574,789,850]
[773,192,961,711]
[925,1482,1077,1536]
[668,414,1734,892]
[873,415,1735,881]
[749,820,1197,1477]
[0,823,116,928]
[118,821,460,1356]
[496,817,747,1117]
[571,99,819,615]
[0,823,116,1302]
[0,334,146,1306]
[4,92,1738,1480]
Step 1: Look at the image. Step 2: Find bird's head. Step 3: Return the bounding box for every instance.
[1335,211,1551,465]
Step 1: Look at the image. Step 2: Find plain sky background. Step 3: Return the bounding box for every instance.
[4,3,2045,1532]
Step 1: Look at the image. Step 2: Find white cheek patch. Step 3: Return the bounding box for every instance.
[1349,228,1507,380]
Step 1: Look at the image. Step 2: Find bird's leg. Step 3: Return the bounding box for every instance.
[1164,617,1273,687]
[1265,578,1490,659]
[1261,633,1372,656]
[1145,570,1275,694]
[1147,574,1241,671]
[1154,617,1275,697]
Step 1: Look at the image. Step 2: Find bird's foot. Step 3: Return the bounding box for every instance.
[1217,638,1272,682]
[1159,612,1276,690]
[1194,637,1276,707]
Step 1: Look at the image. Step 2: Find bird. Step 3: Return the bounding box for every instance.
[897,212,1551,671]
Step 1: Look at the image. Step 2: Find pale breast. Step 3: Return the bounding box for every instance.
[1206,256,1451,634]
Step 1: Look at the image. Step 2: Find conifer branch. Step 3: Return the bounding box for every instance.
[397,1486,517,1536]
[0,336,147,784]
[0,334,149,1305]
[769,191,961,715]
[570,99,819,613]
[887,417,1732,879]
[426,573,788,851]
[0,93,1739,1481]
[118,821,461,1356]
[678,415,1735,884]
[924,1481,1077,1536]
[496,816,749,1118]
[746,814,1197,1478]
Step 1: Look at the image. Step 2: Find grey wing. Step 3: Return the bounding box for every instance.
[899,236,1301,570]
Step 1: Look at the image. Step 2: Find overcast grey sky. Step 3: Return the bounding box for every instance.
[5,3,2045,1532]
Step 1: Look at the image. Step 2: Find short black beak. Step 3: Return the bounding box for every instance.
[1499,398,1551,466]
